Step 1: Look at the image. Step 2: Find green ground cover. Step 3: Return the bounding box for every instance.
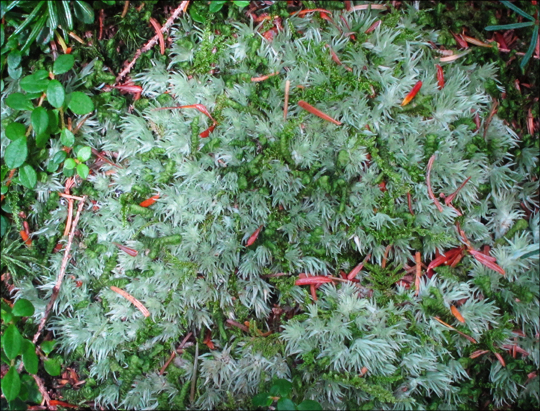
[1,1,539,410]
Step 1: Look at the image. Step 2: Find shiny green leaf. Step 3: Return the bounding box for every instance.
[76,163,89,179]
[20,74,49,93]
[5,123,26,141]
[47,80,65,108]
[276,398,296,411]
[3,324,22,360]
[4,137,28,169]
[60,128,75,146]
[64,158,76,170]
[22,341,38,374]
[40,340,56,356]
[44,358,61,376]
[73,1,94,24]
[68,91,94,114]
[1,366,21,401]
[297,400,323,410]
[12,1,45,35]
[48,1,58,29]
[12,299,34,317]
[7,50,21,69]
[53,54,75,75]
[5,93,33,111]
[31,107,49,136]
[77,146,92,161]
[19,164,37,189]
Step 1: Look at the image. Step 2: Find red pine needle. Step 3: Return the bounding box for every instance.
[436,64,445,89]
[292,8,332,16]
[246,225,263,247]
[298,100,342,125]
[113,242,139,257]
[468,249,505,275]
[445,177,471,206]
[139,195,160,207]
[365,20,381,34]
[401,81,423,106]
[149,18,165,55]
[347,254,371,280]
[295,276,334,286]
[494,352,506,367]
[451,305,465,323]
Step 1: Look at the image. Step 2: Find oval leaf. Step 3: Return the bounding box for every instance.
[22,342,39,374]
[60,128,75,147]
[40,340,56,356]
[19,164,37,189]
[77,146,92,162]
[272,379,293,398]
[52,151,68,164]
[4,137,28,169]
[7,50,22,69]
[3,324,22,360]
[31,107,49,136]
[276,398,296,411]
[5,123,27,141]
[47,80,65,108]
[68,91,94,115]
[64,158,77,170]
[73,1,94,24]
[44,358,61,376]
[5,93,33,111]
[20,74,49,93]
[35,132,50,148]
[1,366,21,402]
[76,163,89,179]
[297,400,323,411]
[53,54,75,75]
[253,393,273,408]
[12,299,35,317]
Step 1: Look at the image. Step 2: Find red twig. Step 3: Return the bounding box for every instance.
[426,155,444,212]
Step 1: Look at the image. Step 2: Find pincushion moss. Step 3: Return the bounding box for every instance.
[11,5,539,410]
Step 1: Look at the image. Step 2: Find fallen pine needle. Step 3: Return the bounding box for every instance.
[225,319,249,332]
[251,71,280,82]
[414,251,422,296]
[349,4,387,11]
[110,286,150,317]
[433,316,477,343]
[451,305,466,323]
[426,155,444,212]
[160,332,192,375]
[298,100,341,125]
[439,51,470,62]
[149,17,165,55]
[284,80,290,120]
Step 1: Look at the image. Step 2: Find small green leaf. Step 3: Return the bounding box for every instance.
[190,8,206,23]
[63,167,76,177]
[8,65,23,80]
[60,128,75,147]
[76,163,89,179]
[19,164,37,189]
[5,93,33,111]
[22,341,38,375]
[53,54,75,75]
[7,50,22,69]
[73,0,94,24]
[77,146,92,162]
[271,379,293,398]
[1,366,21,402]
[64,158,77,170]
[20,74,49,93]
[297,400,323,411]
[232,0,250,8]
[277,398,296,411]
[12,299,35,317]
[4,137,28,169]
[31,107,49,136]
[253,393,273,408]
[47,110,60,134]
[33,70,50,80]
[5,123,27,141]
[47,80,65,108]
[44,358,61,376]
[3,324,22,360]
[52,151,68,164]
[209,0,227,13]
[35,132,50,148]
[40,340,56,356]
[68,91,94,114]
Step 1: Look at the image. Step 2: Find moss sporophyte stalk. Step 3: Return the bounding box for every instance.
[2,4,538,411]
